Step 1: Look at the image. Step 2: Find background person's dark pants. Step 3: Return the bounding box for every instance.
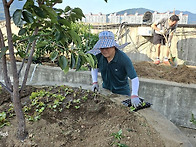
[153,33,169,45]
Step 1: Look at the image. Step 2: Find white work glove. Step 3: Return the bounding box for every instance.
[131,95,142,108]
[91,82,99,92]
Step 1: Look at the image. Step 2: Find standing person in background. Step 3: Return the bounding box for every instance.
[151,14,180,65]
[87,31,142,108]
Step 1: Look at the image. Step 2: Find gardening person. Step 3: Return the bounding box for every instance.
[87,31,142,108]
[151,14,180,65]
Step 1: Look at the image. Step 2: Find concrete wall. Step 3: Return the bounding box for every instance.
[1,21,196,65]
[91,24,196,66]
[0,62,195,129]
[138,78,196,129]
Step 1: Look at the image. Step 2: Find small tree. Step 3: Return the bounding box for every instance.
[0,0,106,140]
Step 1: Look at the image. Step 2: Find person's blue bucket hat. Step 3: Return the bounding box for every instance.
[87,31,130,55]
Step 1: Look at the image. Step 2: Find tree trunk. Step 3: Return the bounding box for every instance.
[20,27,39,92]
[2,0,28,140]
[0,29,12,93]
[12,89,28,140]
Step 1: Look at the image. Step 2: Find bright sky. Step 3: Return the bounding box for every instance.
[56,0,196,14]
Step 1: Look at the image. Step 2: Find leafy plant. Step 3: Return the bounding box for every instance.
[82,95,88,101]
[74,106,80,109]
[0,112,10,128]
[25,85,87,121]
[7,104,15,118]
[111,129,128,147]
[111,129,124,141]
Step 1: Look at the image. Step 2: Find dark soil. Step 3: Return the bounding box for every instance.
[133,61,196,84]
[0,85,165,147]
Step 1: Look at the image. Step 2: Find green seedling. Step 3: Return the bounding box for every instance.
[111,129,128,147]
[7,103,14,118]
[0,112,10,128]
[66,101,72,109]
[73,99,80,104]
[23,105,31,112]
[116,143,129,147]
[36,107,45,113]
[56,94,65,101]
[75,106,80,109]
[30,92,39,100]
[60,85,65,88]
[27,112,41,122]
[190,113,196,125]
[59,108,63,112]
[82,95,88,101]
[48,87,53,91]
[111,129,124,141]
[64,88,74,96]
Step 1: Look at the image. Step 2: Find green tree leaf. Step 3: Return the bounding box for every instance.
[70,52,76,69]
[12,35,21,42]
[55,31,64,41]
[18,50,26,58]
[58,18,70,27]
[75,55,82,71]
[23,0,34,10]
[72,8,85,18]
[50,51,58,62]
[55,0,63,4]
[13,9,23,26]
[64,6,71,13]
[58,55,68,70]
[22,10,34,23]
[32,5,46,18]
[69,30,81,46]
[84,53,95,68]
[18,28,27,36]
[41,5,57,23]
[36,41,48,48]
[55,24,62,32]
[29,35,38,42]
[63,64,69,74]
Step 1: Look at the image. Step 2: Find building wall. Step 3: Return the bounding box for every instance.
[83,12,188,24]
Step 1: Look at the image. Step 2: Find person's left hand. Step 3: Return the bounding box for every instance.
[91,82,99,92]
[131,95,142,108]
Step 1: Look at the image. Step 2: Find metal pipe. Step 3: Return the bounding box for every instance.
[29,64,38,82]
